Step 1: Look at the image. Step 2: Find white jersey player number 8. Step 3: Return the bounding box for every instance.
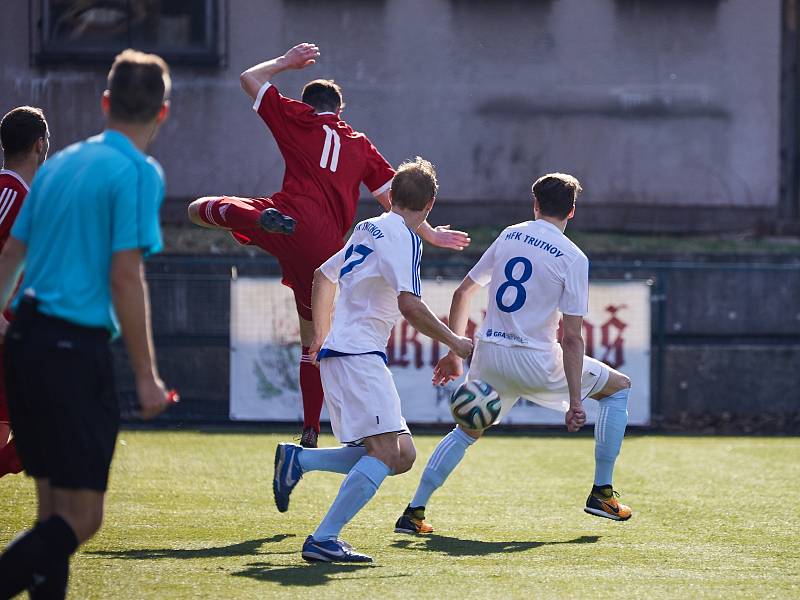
[320,124,341,172]
[496,256,533,313]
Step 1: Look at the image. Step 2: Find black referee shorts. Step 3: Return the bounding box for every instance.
[4,311,119,491]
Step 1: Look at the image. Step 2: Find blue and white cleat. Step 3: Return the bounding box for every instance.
[273,443,303,513]
[301,536,373,563]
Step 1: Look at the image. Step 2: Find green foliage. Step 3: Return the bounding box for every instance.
[2,432,798,598]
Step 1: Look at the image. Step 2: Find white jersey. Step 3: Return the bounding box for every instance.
[468,219,589,351]
[319,210,422,357]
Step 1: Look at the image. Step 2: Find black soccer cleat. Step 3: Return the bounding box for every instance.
[259,208,296,235]
[299,427,318,448]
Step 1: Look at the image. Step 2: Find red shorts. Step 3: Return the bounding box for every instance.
[226,195,344,321]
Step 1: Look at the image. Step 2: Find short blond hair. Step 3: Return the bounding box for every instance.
[391,157,438,211]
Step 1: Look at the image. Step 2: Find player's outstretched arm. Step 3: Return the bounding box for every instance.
[418,221,471,251]
[308,268,337,364]
[562,314,587,432]
[111,249,171,419]
[433,276,481,385]
[240,43,320,101]
[399,292,472,359]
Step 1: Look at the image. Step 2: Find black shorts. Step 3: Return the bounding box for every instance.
[4,311,118,491]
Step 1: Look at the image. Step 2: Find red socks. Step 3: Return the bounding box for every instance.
[195,197,261,230]
[300,347,323,433]
[0,438,22,478]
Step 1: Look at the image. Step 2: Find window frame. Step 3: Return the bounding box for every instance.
[31,0,227,67]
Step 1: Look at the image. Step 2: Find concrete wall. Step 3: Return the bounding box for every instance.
[0,0,782,229]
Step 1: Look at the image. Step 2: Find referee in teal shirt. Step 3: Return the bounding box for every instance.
[0,50,174,599]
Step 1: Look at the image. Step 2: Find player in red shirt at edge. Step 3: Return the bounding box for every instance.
[188,43,470,447]
[0,106,49,477]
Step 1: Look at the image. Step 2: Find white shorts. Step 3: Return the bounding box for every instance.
[467,340,610,422]
[319,353,410,444]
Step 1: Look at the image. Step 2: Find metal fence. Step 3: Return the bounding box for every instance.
[120,256,800,432]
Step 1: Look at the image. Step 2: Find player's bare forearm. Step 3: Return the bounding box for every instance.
[561,333,584,406]
[561,314,586,431]
[418,221,471,251]
[111,249,158,381]
[432,277,479,384]
[112,250,170,419]
[399,292,472,359]
[561,315,585,406]
[0,237,26,311]
[240,43,320,101]
[448,276,480,337]
[240,56,288,100]
[310,269,336,358]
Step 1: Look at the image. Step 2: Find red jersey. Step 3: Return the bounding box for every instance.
[0,170,28,249]
[0,170,29,320]
[253,82,395,237]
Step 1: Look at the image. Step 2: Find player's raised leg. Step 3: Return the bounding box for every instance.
[272,441,368,512]
[188,195,295,234]
[585,368,632,521]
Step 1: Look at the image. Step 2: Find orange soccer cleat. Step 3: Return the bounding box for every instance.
[394,505,434,535]
[584,486,633,521]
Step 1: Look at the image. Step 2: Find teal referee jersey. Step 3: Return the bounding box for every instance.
[10,130,164,336]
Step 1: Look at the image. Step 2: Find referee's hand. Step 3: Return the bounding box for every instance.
[137,375,172,419]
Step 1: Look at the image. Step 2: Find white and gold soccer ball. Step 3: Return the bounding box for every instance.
[449,380,501,430]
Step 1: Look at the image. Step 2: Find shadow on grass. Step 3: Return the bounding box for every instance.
[231,561,406,587]
[86,534,295,560]
[391,534,601,556]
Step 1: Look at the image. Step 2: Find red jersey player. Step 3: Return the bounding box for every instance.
[0,106,49,477]
[189,43,470,447]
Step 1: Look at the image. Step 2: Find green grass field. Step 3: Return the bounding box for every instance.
[2,431,799,599]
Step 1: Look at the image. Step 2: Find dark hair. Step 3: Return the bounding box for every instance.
[0,106,47,158]
[531,173,582,219]
[391,157,438,211]
[301,79,344,113]
[107,49,171,123]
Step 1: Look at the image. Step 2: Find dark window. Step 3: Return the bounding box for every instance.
[34,0,225,66]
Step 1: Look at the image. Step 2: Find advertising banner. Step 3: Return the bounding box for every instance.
[230,278,651,426]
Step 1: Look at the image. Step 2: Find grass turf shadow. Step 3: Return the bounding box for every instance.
[86,534,295,560]
[231,561,407,587]
[391,534,601,556]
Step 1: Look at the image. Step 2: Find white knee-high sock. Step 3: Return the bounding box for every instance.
[298,445,367,475]
[410,427,476,508]
[594,388,629,486]
[312,455,390,541]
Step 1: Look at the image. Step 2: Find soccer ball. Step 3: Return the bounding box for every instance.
[449,380,501,430]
